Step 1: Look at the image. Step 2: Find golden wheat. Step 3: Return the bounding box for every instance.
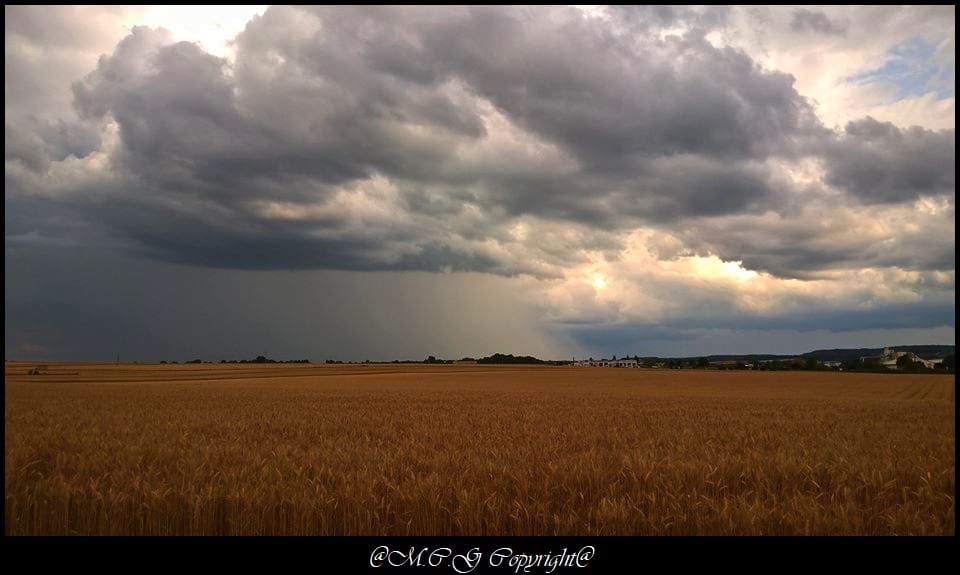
[4,363,954,535]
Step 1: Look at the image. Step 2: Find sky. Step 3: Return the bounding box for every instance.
[5,5,955,362]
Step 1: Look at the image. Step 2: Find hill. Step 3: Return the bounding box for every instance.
[801,345,954,362]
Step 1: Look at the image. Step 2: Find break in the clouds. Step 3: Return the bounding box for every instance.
[5,5,955,360]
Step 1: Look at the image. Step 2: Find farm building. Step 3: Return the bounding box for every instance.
[574,358,639,367]
[860,348,936,370]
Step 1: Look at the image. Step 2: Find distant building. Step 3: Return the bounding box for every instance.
[860,348,935,370]
[574,358,639,367]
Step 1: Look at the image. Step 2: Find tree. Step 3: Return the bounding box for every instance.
[804,357,818,370]
[696,357,710,369]
[841,358,861,371]
[642,357,657,368]
[477,353,544,364]
[941,354,955,370]
[897,354,920,371]
[860,357,879,370]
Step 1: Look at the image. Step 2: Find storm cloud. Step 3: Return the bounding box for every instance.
[822,117,955,204]
[13,5,835,273]
[5,5,955,360]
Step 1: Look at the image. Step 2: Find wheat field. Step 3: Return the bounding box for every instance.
[4,362,955,535]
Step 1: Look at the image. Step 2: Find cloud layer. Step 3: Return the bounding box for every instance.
[5,5,955,359]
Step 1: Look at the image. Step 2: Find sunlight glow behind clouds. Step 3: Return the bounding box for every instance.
[141,5,267,58]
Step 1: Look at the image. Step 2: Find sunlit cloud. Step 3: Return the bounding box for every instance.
[140,5,268,58]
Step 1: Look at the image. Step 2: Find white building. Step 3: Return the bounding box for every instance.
[864,348,936,370]
[574,358,639,367]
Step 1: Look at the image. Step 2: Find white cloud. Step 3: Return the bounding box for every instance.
[718,6,955,130]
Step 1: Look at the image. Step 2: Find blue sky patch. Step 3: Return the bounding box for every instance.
[849,36,955,100]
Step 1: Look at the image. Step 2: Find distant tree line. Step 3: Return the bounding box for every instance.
[155,352,955,372]
[477,353,545,364]
[404,353,566,365]
[753,357,821,371]
[235,355,310,364]
[160,355,310,364]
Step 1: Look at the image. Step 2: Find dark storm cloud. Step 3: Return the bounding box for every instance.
[8,5,838,274]
[566,300,955,354]
[414,7,822,164]
[673,204,956,279]
[4,193,92,246]
[5,117,101,171]
[822,117,955,204]
[113,208,501,274]
[664,301,955,332]
[4,5,955,280]
[790,9,847,36]
[4,246,562,362]
[609,156,780,220]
